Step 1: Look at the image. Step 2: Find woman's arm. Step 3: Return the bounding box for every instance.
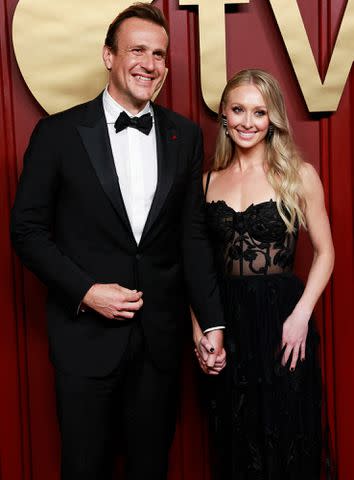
[282,162,335,370]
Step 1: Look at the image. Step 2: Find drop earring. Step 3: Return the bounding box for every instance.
[222,114,229,136]
[267,124,274,141]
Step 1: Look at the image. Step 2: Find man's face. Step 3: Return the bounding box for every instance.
[103,17,168,114]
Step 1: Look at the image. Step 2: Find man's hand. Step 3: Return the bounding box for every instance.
[195,329,226,375]
[82,283,143,320]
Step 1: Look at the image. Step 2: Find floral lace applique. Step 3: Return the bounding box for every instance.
[206,200,297,276]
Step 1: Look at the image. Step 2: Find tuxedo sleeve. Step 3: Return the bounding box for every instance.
[10,119,95,313]
[181,126,225,331]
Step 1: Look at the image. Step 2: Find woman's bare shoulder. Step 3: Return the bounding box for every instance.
[202,170,219,192]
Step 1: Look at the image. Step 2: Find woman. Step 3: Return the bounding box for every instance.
[192,69,334,479]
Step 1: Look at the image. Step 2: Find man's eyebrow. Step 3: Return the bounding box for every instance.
[127,44,146,50]
[154,48,167,55]
[126,44,167,57]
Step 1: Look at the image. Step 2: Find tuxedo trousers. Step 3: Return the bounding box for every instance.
[55,322,180,480]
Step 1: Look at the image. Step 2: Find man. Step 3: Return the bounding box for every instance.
[11,3,225,479]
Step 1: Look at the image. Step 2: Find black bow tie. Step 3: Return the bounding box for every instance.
[114,111,153,135]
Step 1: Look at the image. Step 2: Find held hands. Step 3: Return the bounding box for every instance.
[194,329,226,375]
[281,307,311,370]
[82,283,143,320]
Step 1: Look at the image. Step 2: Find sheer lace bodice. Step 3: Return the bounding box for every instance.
[206,199,297,276]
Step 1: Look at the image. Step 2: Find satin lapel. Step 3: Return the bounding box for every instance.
[77,96,135,242]
[140,105,178,244]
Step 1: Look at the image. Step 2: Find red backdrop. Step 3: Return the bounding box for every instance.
[1,0,353,479]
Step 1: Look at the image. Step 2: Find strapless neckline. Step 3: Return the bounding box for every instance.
[205,197,296,276]
[206,199,275,215]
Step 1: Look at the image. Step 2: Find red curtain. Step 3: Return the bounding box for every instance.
[1,1,353,479]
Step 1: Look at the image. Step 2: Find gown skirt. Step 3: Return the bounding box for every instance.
[210,272,322,480]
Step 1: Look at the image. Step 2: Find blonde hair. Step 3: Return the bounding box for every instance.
[213,69,306,232]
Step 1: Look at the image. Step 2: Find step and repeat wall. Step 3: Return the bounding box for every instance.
[1,0,353,479]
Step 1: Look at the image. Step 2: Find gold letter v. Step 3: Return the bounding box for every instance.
[269,0,354,112]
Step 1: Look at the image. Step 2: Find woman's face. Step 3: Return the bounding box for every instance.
[222,84,270,151]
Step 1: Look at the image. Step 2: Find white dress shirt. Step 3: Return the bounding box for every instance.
[103,87,157,244]
[102,89,223,334]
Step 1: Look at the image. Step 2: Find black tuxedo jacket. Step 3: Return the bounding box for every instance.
[11,94,224,377]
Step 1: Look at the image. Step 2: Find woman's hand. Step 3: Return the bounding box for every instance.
[281,308,310,370]
[194,334,226,375]
[190,308,226,375]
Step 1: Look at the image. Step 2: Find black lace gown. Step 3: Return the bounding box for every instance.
[205,198,322,480]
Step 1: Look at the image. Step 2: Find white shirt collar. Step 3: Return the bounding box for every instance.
[102,86,153,124]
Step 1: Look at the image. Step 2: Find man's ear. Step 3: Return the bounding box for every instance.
[102,45,112,71]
